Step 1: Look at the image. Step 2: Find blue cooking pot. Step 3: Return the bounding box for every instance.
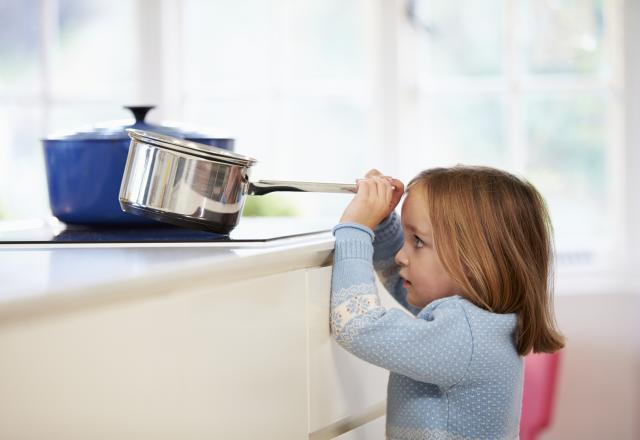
[43,106,234,225]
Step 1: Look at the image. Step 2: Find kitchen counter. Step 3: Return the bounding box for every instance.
[0,229,335,322]
[0,217,390,439]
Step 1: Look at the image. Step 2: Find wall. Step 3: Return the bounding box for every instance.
[542,291,640,439]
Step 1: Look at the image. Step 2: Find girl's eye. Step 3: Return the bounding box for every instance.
[413,236,424,248]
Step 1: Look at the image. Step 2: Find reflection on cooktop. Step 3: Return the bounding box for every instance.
[52,225,227,243]
[0,217,336,244]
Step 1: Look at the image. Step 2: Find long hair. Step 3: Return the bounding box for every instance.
[409,165,564,355]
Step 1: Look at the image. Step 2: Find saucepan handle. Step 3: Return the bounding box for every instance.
[248,180,357,196]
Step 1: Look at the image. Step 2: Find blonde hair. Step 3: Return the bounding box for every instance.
[409,165,564,356]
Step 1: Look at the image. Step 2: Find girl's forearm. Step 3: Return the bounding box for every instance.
[371,212,421,315]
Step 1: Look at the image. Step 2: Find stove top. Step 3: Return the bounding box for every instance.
[0,217,336,245]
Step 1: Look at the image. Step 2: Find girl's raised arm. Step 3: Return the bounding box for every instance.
[371,212,421,316]
[331,224,473,388]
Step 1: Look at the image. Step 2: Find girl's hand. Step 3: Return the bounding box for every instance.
[339,169,405,230]
[365,169,404,216]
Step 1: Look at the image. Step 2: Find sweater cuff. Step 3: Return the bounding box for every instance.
[332,223,374,261]
[374,211,403,243]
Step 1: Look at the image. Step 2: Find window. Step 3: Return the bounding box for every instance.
[176,0,378,217]
[0,0,138,219]
[399,0,624,264]
[0,0,629,267]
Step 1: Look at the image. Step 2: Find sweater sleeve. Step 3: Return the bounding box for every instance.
[330,223,473,388]
[371,212,421,316]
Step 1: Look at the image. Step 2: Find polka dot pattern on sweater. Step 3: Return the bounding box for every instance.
[331,219,523,440]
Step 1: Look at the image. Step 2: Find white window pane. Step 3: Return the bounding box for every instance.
[523,94,607,246]
[417,95,507,168]
[48,104,129,133]
[184,96,368,218]
[183,0,272,93]
[289,0,367,80]
[186,97,371,182]
[286,97,370,181]
[280,97,370,217]
[52,0,137,99]
[520,0,605,76]
[0,0,41,95]
[0,105,48,219]
[181,97,272,162]
[414,0,505,78]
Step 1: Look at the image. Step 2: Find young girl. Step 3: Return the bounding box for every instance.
[331,166,564,440]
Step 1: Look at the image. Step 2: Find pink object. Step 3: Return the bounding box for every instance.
[519,351,562,440]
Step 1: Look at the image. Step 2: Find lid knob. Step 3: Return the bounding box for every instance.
[124,106,155,123]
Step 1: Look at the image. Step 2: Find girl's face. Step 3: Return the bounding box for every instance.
[395,188,461,309]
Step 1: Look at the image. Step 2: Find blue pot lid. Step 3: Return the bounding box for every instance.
[45,106,232,141]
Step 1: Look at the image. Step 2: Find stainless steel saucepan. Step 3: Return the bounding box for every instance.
[119,129,356,233]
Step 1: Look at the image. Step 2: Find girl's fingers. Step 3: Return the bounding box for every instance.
[375,177,393,206]
[391,178,404,192]
[365,169,382,178]
[356,179,369,198]
[367,178,380,197]
[358,176,394,210]
[382,180,393,203]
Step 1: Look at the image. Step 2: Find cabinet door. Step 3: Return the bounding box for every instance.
[334,415,386,440]
[306,266,395,435]
[0,270,310,440]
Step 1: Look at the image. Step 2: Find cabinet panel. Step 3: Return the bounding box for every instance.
[334,415,386,440]
[0,271,309,440]
[306,266,392,434]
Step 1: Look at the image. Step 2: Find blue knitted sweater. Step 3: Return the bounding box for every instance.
[330,213,523,440]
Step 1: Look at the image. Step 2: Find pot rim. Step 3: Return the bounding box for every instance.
[127,129,256,167]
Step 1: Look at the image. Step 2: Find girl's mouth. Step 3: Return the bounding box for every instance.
[402,279,412,288]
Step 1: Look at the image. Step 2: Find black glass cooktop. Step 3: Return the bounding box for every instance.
[0,217,335,244]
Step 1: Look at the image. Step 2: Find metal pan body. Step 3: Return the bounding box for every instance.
[119,136,251,234]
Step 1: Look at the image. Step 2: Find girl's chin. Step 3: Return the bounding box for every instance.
[406,293,426,309]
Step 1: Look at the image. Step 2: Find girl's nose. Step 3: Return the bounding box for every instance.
[395,246,409,267]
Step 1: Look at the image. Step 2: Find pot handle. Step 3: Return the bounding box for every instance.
[248,180,357,196]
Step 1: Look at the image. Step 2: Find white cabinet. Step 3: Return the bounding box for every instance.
[334,416,386,440]
[306,267,388,438]
[0,262,389,439]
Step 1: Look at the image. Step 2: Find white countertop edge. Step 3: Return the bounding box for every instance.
[0,234,336,324]
[3,229,636,324]
[0,232,333,249]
